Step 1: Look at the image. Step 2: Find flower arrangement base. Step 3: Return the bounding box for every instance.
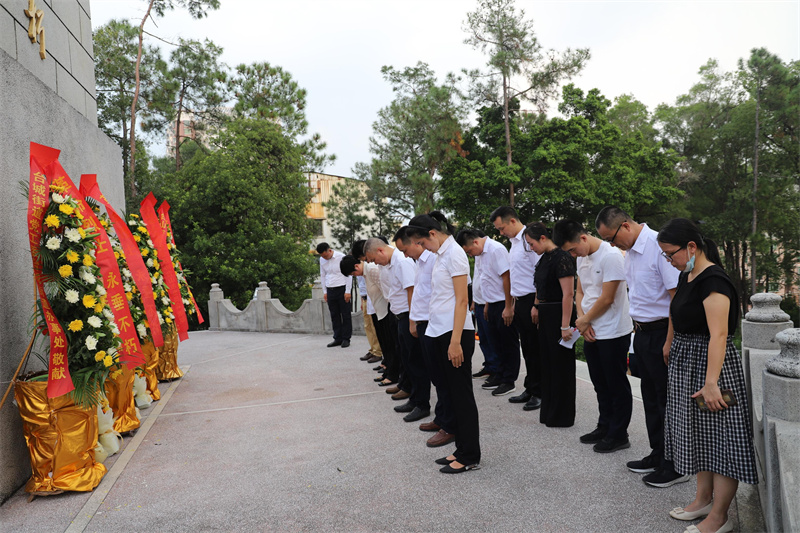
[14,379,106,493]
[104,366,140,434]
[156,326,183,381]
[142,339,161,401]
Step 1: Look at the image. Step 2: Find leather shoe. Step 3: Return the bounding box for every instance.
[440,463,480,474]
[341,339,350,348]
[523,396,542,411]
[394,401,414,413]
[385,385,401,394]
[327,340,342,347]
[508,390,532,403]
[403,407,430,422]
[419,421,440,432]
[391,390,410,400]
[360,352,373,361]
[427,429,455,447]
[367,356,382,364]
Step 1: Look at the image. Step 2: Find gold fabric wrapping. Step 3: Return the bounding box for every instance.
[14,380,106,493]
[155,325,183,381]
[141,339,161,401]
[103,366,140,433]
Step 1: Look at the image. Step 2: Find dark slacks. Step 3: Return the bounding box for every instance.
[374,312,400,382]
[474,305,500,374]
[633,326,672,470]
[417,321,455,433]
[396,312,430,410]
[486,301,521,384]
[538,302,575,427]
[513,293,540,396]
[431,329,480,465]
[584,333,633,440]
[326,285,351,342]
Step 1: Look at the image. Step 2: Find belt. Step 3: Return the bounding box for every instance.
[633,318,669,332]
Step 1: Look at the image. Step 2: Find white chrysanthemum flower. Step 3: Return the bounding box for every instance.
[162,297,170,305]
[87,316,103,328]
[65,227,81,242]
[146,258,154,268]
[123,283,132,293]
[147,239,154,247]
[103,308,114,320]
[51,193,65,204]
[64,289,80,304]
[136,323,147,338]
[96,285,107,296]
[90,249,96,258]
[151,276,157,284]
[45,236,61,250]
[85,335,98,350]
[79,268,96,285]
[111,324,120,335]
[158,314,164,324]
[183,298,190,305]
[122,268,132,278]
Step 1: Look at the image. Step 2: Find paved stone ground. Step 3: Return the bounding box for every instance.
[0,331,759,532]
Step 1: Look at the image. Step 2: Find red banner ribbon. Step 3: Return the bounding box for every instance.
[140,193,190,341]
[80,175,164,348]
[29,143,73,398]
[157,201,204,324]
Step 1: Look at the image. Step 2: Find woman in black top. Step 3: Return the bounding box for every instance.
[525,222,577,428]
[657,218,756,533]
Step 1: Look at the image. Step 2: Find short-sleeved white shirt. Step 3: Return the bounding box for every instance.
[577,241,633,340]
[479,237,510,303]
[624,224,679,322]
[426,236,474,337]
[319,250,352,293]
[364,262,388,320]
[384,248,415,314]
[472,258,486,306]
[410,249,435,322]
[509,227,540,297]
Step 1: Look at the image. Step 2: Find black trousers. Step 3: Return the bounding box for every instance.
[374,312,400,382]
[538,302,576,427]
[633,325,673,471]
[486,301,521,385]
[513,293,541,396]
[431,329,480,465]
[326,285,351,342]
[396,312,430,410]
[584,333,633,440]
[418,321,454,433]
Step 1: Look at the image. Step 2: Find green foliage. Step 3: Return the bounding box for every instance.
[161,119,318,314]
[781,293,800,327]
[322,178,372,250]
[150,0,220,19]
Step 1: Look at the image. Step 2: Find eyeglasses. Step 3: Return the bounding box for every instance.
[604,222,624,244]
[661,247,685,262]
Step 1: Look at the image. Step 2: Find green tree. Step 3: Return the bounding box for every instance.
[463,0,590,205]
[161,119,318,313]
[322,179,372,251]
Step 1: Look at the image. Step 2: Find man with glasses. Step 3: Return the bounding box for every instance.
[490,206,542,410]
[595,207,688,488]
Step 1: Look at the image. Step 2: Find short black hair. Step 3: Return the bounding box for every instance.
[316,242,330,254]
[393,226,411,245]
[340,255,359,276]
[595,206,629,231]
[490,206,518,224]
[552,220,586,247]
[350,240,365,259]
[455,228,484,246]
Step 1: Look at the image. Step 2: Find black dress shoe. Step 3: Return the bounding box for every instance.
[327,340,342,347]
[360,352,373,361]
[580,425,607,444]
[394,401,414,413]
[341,339,350,348]
[367,356,382,364]
[508,390,532,403]
[403,407,430,422]
[523,396,542,411]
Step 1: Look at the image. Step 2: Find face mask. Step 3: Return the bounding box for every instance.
[683,249,696,273]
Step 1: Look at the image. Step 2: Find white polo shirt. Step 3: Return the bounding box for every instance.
[577,241,633,340]
[624,224,679,323]
[426,236,474,337]
[509,227,539,297]
[384,249,415,314]
[363,262,388,320]
[410,249,435,322]
[479,237,510,304]
[319,250,352,293]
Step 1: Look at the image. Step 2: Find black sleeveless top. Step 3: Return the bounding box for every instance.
[670,264,740,335]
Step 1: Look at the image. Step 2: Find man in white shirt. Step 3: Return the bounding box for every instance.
[365,237,431,423]
[457,228,520,398]
[490,206,542,411]
[595,207,688,488]
[553,220,634,454]
[316,242,352,348]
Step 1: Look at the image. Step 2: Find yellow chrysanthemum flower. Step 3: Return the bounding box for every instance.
[167,243,173,250]
[141,248,149,256]
[126,291,133,301]
[94,350,106,362]
[103,356,113,367]
[68,319,83,332]
[137,226,147,234]
[153,260,160,270]
[45,214,60,228]
[111,369,123,378]
[165,317,173,324]
[58,264,73,277]
[133,234,141,242]
[49,184,65,193]
[152,250,158,258]
[114,251,120,260]
[65,250,79,263]
[78,228,86,238]
[94,302,104,313]
[82,254,94,266]
[59,204,74,215]
[160,290,166,297]
[76,211,84,220]
[82,294,97,308]
[154,271,160,279]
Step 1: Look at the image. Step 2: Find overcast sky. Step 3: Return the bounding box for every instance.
[91,0,800,177]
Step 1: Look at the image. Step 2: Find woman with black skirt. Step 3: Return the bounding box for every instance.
[657,219,756,533]
[524,222,577,428]
[407,212,480,473]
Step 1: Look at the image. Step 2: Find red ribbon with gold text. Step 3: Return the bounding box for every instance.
[80,175,164,347]
[29,143,72,397]
[157,201,204,324]
[48,166,145,369]
[140,193,190,341]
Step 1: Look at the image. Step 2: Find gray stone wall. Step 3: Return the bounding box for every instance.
[0,1,124,504]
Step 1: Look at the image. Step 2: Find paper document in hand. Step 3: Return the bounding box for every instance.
[559,328,581,349]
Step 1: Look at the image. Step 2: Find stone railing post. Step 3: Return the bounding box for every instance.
[311,278,324,300]
[255,282,270,331]
[208,283,224,331]
[762,329,800,532]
